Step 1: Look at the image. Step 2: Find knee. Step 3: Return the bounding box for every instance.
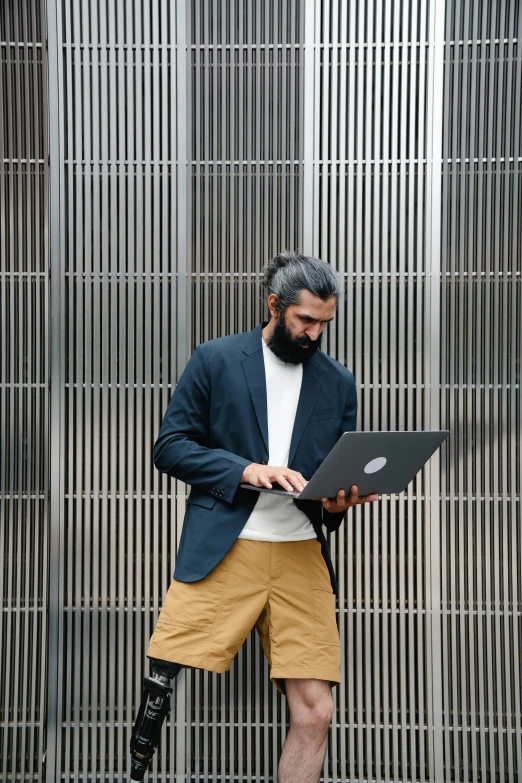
[292,693,333,736]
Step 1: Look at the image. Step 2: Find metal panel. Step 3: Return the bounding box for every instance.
[0,2,49,780]
[302,2,520,781]
[441,1,522,780]
[187,3,302,780]
[44,1,190,780]
[302,1,443,780]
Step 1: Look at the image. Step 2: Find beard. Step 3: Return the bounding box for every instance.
[266,313,322,365]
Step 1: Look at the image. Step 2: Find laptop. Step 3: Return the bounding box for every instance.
[240,430,449,499]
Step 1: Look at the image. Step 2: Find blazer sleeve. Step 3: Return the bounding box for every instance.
[321,374,358,532]
[153,346,251,504]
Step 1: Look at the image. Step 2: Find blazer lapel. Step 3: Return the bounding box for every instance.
[288,354,322,466]
[241,329,269,454]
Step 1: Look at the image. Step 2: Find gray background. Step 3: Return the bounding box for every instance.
[1,0,521,780]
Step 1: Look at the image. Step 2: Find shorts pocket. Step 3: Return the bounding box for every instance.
[157,575,227,632]
[307,541,334,592]
[311,588,340,647]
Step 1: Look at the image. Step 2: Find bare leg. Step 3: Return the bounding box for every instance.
[278,678,333,783]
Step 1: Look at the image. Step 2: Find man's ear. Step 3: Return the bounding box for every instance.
[267,293,281,318]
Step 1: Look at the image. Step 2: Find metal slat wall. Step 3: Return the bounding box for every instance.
[0,3,48,781]
[190,0,301,346]
[302,0,521,780]
[441,1,522,780]
[1,0,521,781]
[303,1,446,780]
[45,1,189,779]
[187,3,302,781]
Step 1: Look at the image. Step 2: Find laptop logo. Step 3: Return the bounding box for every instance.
[364,456,387,474]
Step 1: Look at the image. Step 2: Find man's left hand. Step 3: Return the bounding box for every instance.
[320,485,379,513]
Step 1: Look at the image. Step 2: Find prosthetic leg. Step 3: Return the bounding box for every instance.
[129,658,183,781]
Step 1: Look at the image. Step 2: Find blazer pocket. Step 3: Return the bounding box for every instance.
[187,491,217,509]
[308,408,339,423]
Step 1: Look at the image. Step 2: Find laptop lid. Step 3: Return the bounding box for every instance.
[297,430,449,499]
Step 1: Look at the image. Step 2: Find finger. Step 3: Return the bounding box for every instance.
[349,484,359,504]
[259,476,273,489]
[283,471,305,492]
[321,498,331,510]
[276,473,295,492]
[284,470,305,492]
[359,493,379,503]
[336,488,347,506]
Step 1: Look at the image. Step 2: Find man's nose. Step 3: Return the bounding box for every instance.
[305,324,322,342]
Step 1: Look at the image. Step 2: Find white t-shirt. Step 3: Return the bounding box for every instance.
[239,338,316,542]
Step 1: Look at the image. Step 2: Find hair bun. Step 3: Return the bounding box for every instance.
[263,251,300,289]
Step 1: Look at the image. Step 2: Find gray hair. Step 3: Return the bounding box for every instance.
[263,251,341,312]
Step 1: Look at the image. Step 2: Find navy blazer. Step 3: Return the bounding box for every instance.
[153,324,357,595]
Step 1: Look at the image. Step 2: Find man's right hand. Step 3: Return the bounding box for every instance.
[240,464,307,493]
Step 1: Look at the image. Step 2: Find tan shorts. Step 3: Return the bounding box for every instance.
[147,538,341,694]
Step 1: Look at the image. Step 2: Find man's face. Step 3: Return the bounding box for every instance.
[266,289,337,365]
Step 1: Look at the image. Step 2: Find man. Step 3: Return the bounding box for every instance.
[129,252,378,781]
